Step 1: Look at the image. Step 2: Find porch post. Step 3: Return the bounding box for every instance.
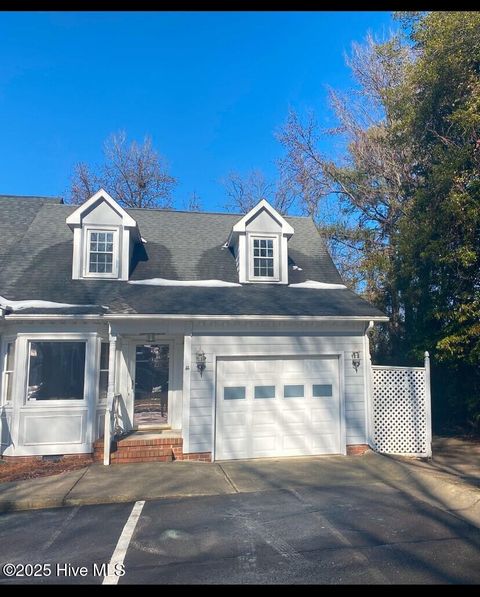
[424,351,432,458]
[103,329,118,465]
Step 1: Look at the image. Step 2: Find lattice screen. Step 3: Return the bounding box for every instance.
[371,367,430,456]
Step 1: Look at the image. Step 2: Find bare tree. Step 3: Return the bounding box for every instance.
[69,131,177,208]
[222,169,295,215]
[276,33,414,298]
[184,191,202,212]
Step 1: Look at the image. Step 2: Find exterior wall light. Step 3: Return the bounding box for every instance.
[352,351,361,373]
[196,349,207,376]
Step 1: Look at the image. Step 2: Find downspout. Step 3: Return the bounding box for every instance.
[103,324,118,466]
[363,320,374,449]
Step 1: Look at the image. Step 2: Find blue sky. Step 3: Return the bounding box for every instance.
[0,11,396,211]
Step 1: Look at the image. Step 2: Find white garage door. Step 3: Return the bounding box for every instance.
[215,356,342,460]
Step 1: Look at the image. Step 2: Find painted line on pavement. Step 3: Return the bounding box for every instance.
[103,500,145,585]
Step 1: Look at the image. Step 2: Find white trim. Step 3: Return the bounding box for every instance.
[66,188,137,229]
[83,225,120,279]
[130,339,173,429]
[248,234,280,283]
[424,351,432,458]
[371,365,425,371]
[25,338,89,405]
[0,335,16,406]
[231,199,294,236]
[364,321,374,448]
[182,334,192,454]
[5,314,390,322]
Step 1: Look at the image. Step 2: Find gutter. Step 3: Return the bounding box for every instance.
[4,313,390,322]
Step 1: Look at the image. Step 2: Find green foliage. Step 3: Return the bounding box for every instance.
[394,11,480,429]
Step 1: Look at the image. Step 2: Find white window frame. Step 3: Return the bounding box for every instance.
[1,337,16,406]
[26,339,88,405]
[83,225,119,279]
[98,341,109,403]
[248,234,280,282]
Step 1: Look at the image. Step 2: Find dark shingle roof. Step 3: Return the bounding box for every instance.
[0,196,385,318]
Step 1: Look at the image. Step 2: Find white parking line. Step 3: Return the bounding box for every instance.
[102,500,145,585]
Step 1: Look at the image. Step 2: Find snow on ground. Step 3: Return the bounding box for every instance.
[0,296,105,312]
[128,278,241,287]
[289,280,347,289]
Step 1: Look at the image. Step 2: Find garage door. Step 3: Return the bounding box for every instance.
[215,356,342,460]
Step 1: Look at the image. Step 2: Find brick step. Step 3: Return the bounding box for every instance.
[111,447,173,458]
[111,455,173,464]
[94,437,183,448]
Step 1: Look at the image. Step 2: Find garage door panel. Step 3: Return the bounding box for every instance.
[254,411,279,425]
[216,356,342,460]
[221,424,249,439]
[220,437,248,458]
[283,434,310,451]
[312,434,338,451]
[282,409,307,424]
[252,436,276,452]
[311,410,336,424]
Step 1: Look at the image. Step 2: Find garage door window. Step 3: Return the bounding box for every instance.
[224,387,246,400]
[313,384,333,397]
[284,384,304,398]
[254,385,275,399]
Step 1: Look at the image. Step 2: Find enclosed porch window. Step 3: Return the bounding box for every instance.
[1,341,15,404]
[27,341,86,401]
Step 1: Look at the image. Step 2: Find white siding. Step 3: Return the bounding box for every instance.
[186,330,367,454]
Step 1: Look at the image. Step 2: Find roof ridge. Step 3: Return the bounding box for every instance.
[0,194,63,203]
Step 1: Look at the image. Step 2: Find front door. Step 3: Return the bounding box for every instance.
[134,344,170,427]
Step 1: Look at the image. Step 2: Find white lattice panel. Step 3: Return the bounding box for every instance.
[372,367,429,456]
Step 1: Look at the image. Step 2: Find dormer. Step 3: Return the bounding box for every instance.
[228,199,294,284]
[66,189,140,281]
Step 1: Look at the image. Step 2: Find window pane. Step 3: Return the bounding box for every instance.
[99,370,108,401]
[100,342,109,370]
[6,342,15,370]
[313,384,333,397]
[254,385,275,399]
[284,384,304,398]
[224,386,246,400]
[5,371,13,402]
[28,342,86,400]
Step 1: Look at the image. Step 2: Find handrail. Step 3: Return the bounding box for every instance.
[103,394,122,465]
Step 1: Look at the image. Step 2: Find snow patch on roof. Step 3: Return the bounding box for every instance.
[292,265,303,271]
[128,278,241,288]
[0,295,106,312]
[289,280,347,289]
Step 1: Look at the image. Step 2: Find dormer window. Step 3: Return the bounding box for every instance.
[251,236,279,281]
[66,189,140,282]
[227,199,294,285]
[85,227,118,277]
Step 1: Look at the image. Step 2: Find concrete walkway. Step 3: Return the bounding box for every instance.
[1,437,479,527]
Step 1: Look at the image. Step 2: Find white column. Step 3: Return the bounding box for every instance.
[103,330,118,465]
[424,351,432,458]
[364,321,374,448]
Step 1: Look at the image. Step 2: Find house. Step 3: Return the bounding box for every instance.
[0,190,388,463]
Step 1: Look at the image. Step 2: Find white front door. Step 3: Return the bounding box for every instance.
[215,356,342,460]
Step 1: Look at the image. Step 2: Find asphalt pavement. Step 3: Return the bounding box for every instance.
[0,483,479,584]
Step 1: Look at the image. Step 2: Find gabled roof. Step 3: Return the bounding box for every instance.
[231,198,294,236]
[66,189,137,229]
[0,195,386,319]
